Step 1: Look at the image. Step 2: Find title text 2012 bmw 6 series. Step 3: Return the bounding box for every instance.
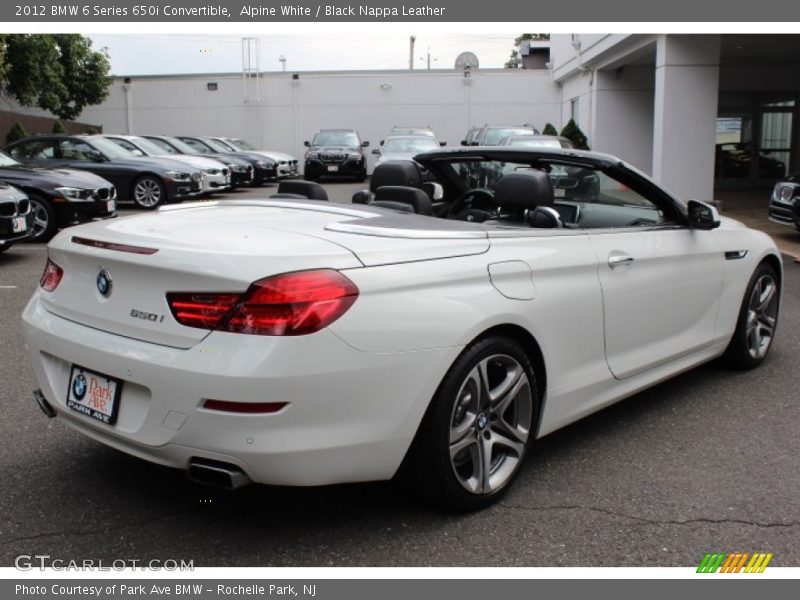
[23,147,782,511]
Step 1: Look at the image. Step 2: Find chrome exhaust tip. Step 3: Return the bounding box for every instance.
[33,389,56,418]
[187,458,251,490]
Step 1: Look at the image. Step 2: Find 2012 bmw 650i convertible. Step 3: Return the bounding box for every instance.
[23,147,782,511]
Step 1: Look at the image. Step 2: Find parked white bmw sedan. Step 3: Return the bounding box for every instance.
[104,135,231,193]
[22,147,782,511]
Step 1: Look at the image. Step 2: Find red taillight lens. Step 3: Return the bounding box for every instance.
[202,399,287,414]
[40,258,63,292]
[166,292,241,329]
[167,270,359,336]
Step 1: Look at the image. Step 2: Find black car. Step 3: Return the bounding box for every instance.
[142,135,254,189]
[0,150,116,242]
[176,136,277,185]
[4,135,204,210]
[0,183,32,252]
[769,174,800,232]
[304,129,369,182]
[461,124,540,147]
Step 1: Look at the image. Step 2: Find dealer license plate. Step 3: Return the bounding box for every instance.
[327,165,339,172]
[66,366,122,425]
[12,216,26,233]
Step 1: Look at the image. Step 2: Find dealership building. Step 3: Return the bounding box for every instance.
[53,34,799,203]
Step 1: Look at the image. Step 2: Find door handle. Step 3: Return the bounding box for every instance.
[608,254,634,269]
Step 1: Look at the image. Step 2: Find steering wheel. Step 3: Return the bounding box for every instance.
[446,188,496,220]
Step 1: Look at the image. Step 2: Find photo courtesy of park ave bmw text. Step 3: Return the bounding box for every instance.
[0,0,799,596]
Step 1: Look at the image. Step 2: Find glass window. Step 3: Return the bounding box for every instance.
[58,139,96,161]
[311,131,360,147]
[9,139,54,160]
[483,128,533,145]
[146,137,178,154]
[382,138,439,153]
[570,98,580,124]
[181,138,211,154]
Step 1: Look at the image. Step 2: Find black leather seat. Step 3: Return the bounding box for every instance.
[369,161,422,193]
[371,186,433,215]
[271,180,329,200]
[493,171,560,227]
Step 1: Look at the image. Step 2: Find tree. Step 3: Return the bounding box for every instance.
[560,119,590,150]
[542,123,558,136]
[0,34,112,120]
[52,120,67,134]
[504,50,521,69]
[506,34,550,68]
[5,121,29,145]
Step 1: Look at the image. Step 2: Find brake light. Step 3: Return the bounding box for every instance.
[202,399,287,414]
[167,269,359,336]
[40,258,63,292]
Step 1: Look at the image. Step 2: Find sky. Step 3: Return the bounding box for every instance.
[88,33,520,75]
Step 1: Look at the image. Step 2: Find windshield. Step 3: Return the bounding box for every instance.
[203,138,233,153]
[508,138,563,148]
[130,137,175,156]
[382,138,439,154]
[163,137,201,154]
[229,138,256,150]
[0,152,20,167]
[312,131,360,147]
[89,137,133,159]
[484,128,533,145]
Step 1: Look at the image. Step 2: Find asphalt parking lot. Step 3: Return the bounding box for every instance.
[0,182,799,567]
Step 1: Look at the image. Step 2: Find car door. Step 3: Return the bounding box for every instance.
[55,139,130,193]
[580,169,725,379]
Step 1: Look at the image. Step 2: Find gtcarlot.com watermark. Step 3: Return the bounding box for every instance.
[15,554,194,571]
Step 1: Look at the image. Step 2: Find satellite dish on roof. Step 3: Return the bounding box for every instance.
[455,51,479,71]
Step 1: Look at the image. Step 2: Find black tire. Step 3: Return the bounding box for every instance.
[131,175,167,210]
[399,335,538,512]
[26,194,58,243]
[723,261,780,370]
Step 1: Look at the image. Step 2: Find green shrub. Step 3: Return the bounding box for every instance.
[542,123,558,136]
[52,120,68,134]
[560,119,590,150]
[5,122,30,145]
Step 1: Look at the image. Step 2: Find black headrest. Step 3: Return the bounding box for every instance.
[494,171,553,213]
[276,180,329,200]
[373,186,432,215]
[370,161,422,193]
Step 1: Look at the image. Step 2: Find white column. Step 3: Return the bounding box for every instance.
[652,35,720,202]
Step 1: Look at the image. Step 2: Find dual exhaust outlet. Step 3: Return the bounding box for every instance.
[32,389,251,490]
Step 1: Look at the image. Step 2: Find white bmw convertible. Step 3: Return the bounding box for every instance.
[23,147,782,511]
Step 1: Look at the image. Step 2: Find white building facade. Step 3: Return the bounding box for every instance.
[75,34,799,200]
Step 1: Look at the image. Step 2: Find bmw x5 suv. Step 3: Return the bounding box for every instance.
[304,129,369,182]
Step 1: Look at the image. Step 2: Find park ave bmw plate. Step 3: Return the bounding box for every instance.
[66,366,122,425]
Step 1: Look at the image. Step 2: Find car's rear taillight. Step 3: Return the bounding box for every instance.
[40,258,63,292]
[167,270,358,336]
[166,292,241,329]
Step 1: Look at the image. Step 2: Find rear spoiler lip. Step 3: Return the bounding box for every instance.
[71,236,159,255]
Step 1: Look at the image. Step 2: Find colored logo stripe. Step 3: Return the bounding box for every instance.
[697,552,773,573]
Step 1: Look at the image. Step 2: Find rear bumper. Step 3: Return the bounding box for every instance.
[22,294,457,486]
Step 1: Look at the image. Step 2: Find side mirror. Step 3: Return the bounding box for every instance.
[86,150,105,162]
[440,141,447,146]
[371,148,381,155]
[470,141,480,146]
[460,140,468,146]
[361,141,370,148]
[351,190,372,205]
[380,140,385,146]
[304,141,310,147]
[687,200,721,230]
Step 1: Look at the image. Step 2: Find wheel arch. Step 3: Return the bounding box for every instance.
[760,252,783,290]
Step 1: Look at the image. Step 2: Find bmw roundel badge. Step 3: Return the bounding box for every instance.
[97,270,112,297]
[72,373,87,400]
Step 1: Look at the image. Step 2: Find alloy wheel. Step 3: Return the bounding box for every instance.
[746,273,778,359]
[133,178,162,208]
[448,354,532,495]
[29,198,50,240]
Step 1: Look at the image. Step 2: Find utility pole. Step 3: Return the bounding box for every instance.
[409,36,415,70]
